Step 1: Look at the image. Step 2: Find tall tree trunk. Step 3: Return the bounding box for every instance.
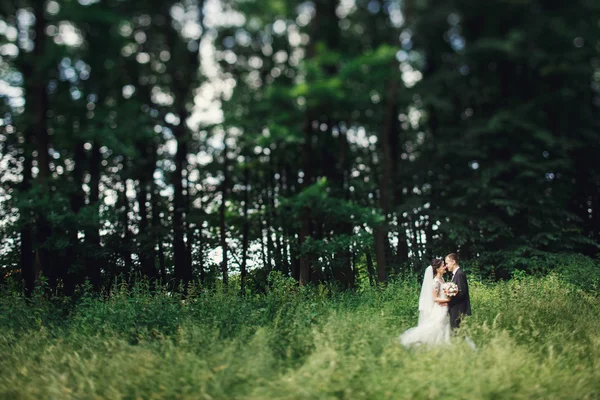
[241,163,250,295]
[298,0,340,286]
[324,127,353,288]
[172,119,190,284]
[85,141,102,291]
[64,138,86,295]
[198,229,205,284]
[259,192,268,272]
[166,17,190,287]
[20,133,35,296]
[389,109,408,268]
[196,185,206,284]
[264,186,274,272]
[19,50,36,295]
[299,0,341,286]
[152,186,166,283]
[266,157,278,272]
[374,74,398,283]
[276,161,288,275]
[284,164,300,281]
[137,180,154,278]
[31,1,53,289]
[298,117,313,286]
[137,142,156,279]
[158,238,166,281]
[257,184,270,274]
[119,175,133,278]
[185,178,194,281]
[220,143,229,286]
[166,5,203,287]
[337,131,354,288]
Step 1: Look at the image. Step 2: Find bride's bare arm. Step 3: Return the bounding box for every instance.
[432,287,450,304]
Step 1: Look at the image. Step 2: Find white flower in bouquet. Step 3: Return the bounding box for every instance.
[442,282,458,297]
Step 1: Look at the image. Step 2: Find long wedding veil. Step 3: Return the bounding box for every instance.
[417,266,434,325]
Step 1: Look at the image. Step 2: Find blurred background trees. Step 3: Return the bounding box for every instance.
[0,0,598,294]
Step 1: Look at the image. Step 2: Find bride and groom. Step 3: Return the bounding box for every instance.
[399,253,472,347]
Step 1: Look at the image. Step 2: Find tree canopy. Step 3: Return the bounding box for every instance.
[0,0,598,294]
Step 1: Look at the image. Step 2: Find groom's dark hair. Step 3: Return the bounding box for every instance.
[446,253,459,263]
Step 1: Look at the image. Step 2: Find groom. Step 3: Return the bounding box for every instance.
[445,253,471,329]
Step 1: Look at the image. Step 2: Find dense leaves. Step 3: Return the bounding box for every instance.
[0,0,598,293]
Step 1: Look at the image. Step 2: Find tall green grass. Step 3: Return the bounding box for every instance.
[1,273,599,399]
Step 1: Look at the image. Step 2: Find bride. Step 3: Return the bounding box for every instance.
[399,258,451,347]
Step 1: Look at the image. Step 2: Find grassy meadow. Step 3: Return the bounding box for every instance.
[1,273,599,400]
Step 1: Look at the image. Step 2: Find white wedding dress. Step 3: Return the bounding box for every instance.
[399,266,451,347]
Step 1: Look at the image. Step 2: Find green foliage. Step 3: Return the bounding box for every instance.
[468,250,600,288]
[286,178,382,227]
[505,253,600,292]
[1,0,599,295]
[1,272,600,399]
[69,283,183,343]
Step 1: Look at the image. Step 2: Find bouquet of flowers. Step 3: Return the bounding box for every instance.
[442,282,458,297]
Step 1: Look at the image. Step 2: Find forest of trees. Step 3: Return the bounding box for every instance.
[0,0,598,295]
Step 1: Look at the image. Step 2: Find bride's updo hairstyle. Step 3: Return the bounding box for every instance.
[431,258,444,275]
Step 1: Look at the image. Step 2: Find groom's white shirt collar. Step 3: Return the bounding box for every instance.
[452,266,460,276]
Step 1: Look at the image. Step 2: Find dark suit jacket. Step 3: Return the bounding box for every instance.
[449,268,471,328]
